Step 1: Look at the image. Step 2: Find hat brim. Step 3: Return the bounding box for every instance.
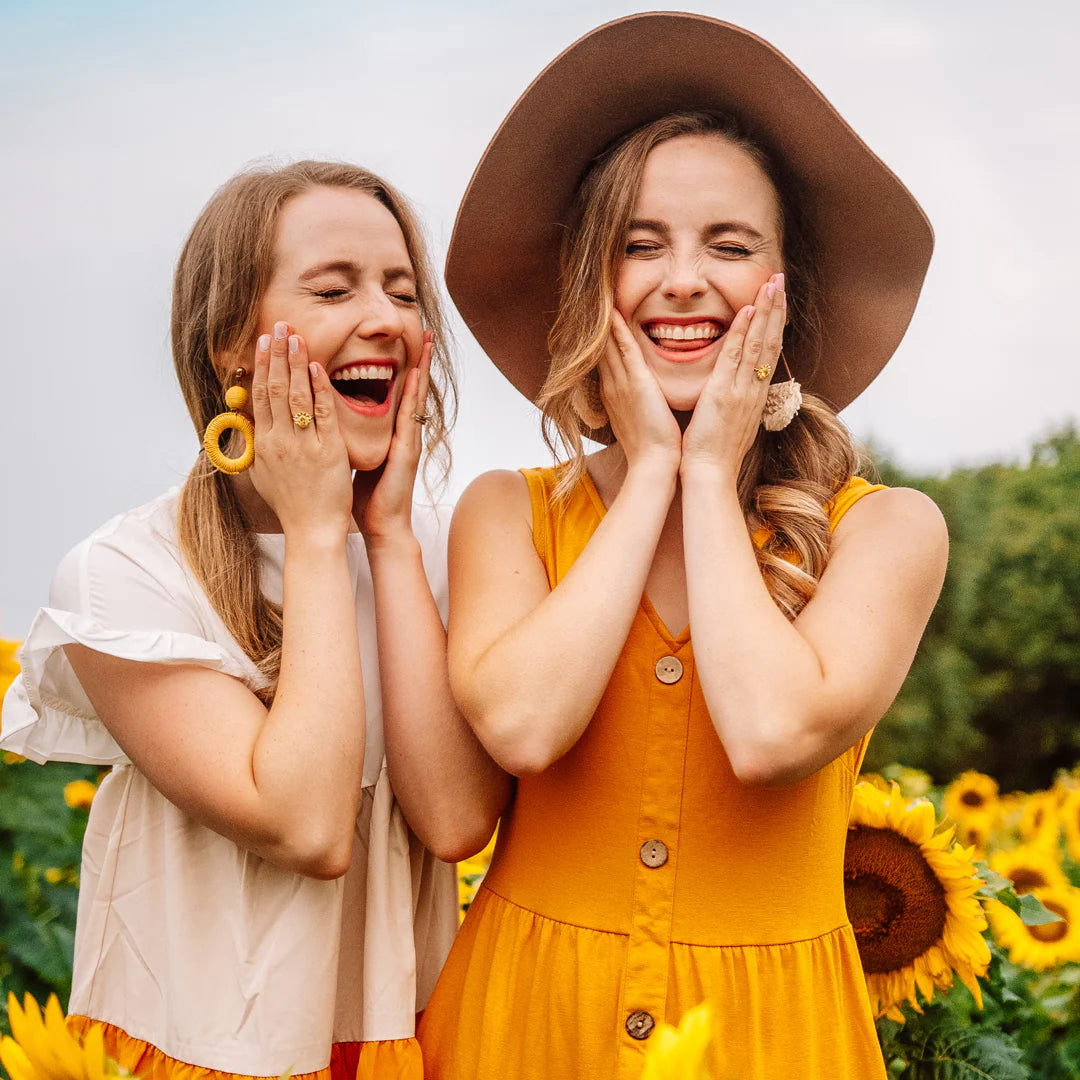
[447,11,933,416]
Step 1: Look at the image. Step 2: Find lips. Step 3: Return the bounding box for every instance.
[641,318,726,361]
[328,360,398,412]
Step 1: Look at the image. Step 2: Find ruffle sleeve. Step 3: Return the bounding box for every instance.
[0,499,263,766]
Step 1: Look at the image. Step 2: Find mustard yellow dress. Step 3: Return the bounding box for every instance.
[418,469,889,1080]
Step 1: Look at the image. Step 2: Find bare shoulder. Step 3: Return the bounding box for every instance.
[833,486,949,578]
[452,469,533,530]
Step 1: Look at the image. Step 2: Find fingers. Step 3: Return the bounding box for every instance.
[308,358,341,444]
[737,274,786,390]
[416,329,433,417]
[286,331,314,429]
[251,333,273,433]
[267,321,293,428]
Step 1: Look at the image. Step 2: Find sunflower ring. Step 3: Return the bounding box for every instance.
[292,411,314,429]
[754,364,773,382]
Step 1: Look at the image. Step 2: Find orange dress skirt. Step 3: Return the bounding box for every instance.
[68,1016,424,1080]
[418,469,889,1080]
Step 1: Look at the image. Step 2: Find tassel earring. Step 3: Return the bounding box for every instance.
[761,351,802,432]
[203,369,254,474]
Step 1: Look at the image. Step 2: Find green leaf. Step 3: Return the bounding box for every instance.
[1018,893,1063,926]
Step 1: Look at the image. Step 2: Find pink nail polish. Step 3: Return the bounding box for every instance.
[746,305,756,318]
[766,283,776,300]
[288,335,299,354]
[309,362,319,377]
[274,322,288,339]
[776,272,785,290]
[258,334,271,352]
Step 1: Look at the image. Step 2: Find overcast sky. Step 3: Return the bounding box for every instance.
[2,0,1077,636]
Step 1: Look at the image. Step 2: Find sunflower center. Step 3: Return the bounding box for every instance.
[1009,869,1047,895]
[960,791,985,808]
[844,826,948,975]
[1029,900,1069,944]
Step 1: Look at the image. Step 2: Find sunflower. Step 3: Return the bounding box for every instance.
[641,1002,714,1080]
[63,779,98,811]
[989,845,1068,896]
[986,885,1080,971]
[1061,789,1080,864]
[0,992,130,1080]
[845,782,990,1022]
[458,827,498,919]
[943,770,999,821]
[1019,791,1061,851]
[953,811,994,859]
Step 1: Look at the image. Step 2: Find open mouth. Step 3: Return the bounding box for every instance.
[329,363,396,407]
[642,319,726,351]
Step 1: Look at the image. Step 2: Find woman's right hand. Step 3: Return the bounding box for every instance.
[599,310,682,477]
[249,321,354,540]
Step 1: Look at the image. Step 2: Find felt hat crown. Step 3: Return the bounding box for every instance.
[446,11,933,413]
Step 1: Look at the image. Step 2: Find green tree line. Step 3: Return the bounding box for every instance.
[865,425,1080,791]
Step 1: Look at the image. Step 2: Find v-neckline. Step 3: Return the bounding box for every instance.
[580,468,691,649]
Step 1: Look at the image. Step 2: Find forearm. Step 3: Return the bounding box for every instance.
[369,535,510,861]
[681,465,830,783]
[252,530,365,869]
[460,462,676,774]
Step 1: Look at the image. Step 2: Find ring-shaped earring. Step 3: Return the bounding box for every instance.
[204,369,255,474]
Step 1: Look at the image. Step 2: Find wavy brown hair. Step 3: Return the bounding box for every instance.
[173,161,456,701]
[538,112,862,619]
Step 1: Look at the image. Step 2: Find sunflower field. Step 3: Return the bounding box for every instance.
[3,428,1080,1078]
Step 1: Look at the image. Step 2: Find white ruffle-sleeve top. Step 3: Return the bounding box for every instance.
[0,490,459,1076]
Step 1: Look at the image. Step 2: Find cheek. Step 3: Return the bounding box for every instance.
[614,263,650,320]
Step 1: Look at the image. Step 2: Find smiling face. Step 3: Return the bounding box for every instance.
[615,133,784,412]
[257,185,423,471]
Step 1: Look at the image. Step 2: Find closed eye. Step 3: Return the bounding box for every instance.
[625,242,661,257]
[710,244,752,258]
[314,288,349,300]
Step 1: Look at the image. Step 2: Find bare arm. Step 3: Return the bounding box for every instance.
[679,277,948,784]
[356,336,511,858]
[682,474,947,785]
[65,326,365,876]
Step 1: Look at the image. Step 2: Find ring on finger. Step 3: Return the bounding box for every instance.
[754,364,773,382]
[292,411,314,429]
[412,412,431,425]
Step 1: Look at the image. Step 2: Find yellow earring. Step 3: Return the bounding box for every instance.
[203,368,254,474]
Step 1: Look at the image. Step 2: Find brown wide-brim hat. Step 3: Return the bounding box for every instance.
[447,11,933,415]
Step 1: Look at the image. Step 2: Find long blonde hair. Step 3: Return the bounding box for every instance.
[539,112,860,619]
[173,161,456,700]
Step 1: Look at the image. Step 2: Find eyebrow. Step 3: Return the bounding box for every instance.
[298,260,416,282]
[628,218,767,242]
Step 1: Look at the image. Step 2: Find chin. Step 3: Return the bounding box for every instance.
[347,439,393,473]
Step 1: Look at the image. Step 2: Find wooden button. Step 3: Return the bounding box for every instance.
[640,839,669,868]
[625,1010,655,1040]
[655,655,683,684]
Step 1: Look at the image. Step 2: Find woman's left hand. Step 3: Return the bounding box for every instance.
[353,331,432,543]
[681,273,786,479]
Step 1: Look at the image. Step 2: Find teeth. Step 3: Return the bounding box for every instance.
[332,364,394,381]
[646,322,721,342]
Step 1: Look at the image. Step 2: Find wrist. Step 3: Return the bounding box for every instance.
[363,529,421,560]
[679,455,738,487]
[281,520,351,555]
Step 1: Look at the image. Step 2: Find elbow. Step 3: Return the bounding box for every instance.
[466,705,564,778]
[274,826,355,880]
[426,817,499,864]
[726,737,808,788]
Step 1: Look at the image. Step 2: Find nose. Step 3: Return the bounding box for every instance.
[355,288,406,341]
[661,250,707,303]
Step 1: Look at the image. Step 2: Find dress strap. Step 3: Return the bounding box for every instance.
[825,477,888,532]
[520,467,558,588]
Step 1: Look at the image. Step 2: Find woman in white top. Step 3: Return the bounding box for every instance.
[0,160,509,1080]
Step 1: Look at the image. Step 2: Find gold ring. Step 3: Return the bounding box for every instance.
[412,413,430,425]
[754,365,773,382]
[292,411,313,429]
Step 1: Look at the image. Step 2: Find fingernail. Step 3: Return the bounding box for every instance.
[775,272,785,290]
[423,329,433,344]
[259,334,271,352]
[288,335,299,354]
[746,305,756,318]
[274,322,288,340]
[766,283,776,299]
[309,362,319,378]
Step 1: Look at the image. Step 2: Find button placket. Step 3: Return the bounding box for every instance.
[616,645,692,1078]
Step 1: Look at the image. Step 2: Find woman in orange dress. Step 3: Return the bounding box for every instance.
[1,162,509,1079]
[418,15,946,1080]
